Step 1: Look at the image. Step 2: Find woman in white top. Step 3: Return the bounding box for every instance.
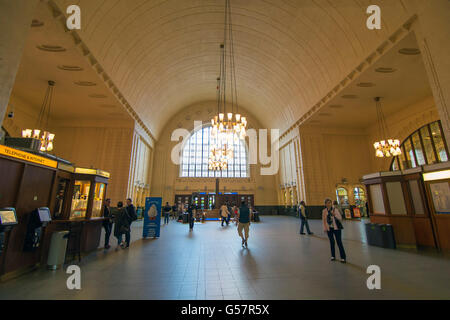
[322,198,346,263]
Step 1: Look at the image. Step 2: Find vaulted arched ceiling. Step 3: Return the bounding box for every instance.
[53,0,412,139]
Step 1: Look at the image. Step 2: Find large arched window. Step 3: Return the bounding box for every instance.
[180,126,249,178]
[390,120,449,171]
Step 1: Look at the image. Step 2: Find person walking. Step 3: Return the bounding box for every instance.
[237,201,251,248]
[322,198,346,263]
[113,201,130,250]
[220,203,229,227]
[188,203,195,231]
[102,198,113,249]
[227,202,232,225]
[124,198,137,248]
[299,201,313,235]
[163,202,171,225]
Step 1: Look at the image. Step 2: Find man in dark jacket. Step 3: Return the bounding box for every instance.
[163,202,171,224]
[125,198,137,248]
[102,198,113,249]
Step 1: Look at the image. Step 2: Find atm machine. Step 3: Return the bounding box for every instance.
[23,207,52,252]
[0,208,18,256]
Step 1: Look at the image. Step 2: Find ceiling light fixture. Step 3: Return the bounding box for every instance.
[22,80,56,152]
[398,48,421,55]
[375,67,397,73]
[209,0,247,171]
[373,97,401,158]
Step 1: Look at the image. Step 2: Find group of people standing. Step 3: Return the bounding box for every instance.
[298,199,347,263]
[102,198,137,250]
[163,202,197,230]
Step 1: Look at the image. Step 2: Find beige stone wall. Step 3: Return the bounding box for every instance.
[298,127,372,206]
[149,101,278,206]
[49,119,135,205]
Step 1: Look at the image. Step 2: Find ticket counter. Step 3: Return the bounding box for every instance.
[0,145,110,280]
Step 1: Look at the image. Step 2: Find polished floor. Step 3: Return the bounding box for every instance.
[0,216,449,300]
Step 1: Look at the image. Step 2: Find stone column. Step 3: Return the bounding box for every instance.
[0,0,38,128]
[412,0,450,150]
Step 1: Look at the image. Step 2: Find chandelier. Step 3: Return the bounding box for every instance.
[209,144,234,171]
[22,80,56,152]
[211,0,247,141]
[373,97,401,158]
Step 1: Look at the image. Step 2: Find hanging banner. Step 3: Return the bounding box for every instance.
[143,197,162,238]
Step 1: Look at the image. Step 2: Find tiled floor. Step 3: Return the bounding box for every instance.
[0,216,449,300]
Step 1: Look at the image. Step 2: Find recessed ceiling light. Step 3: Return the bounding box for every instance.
[329,104,344,109]
[375,67,397,73]
[75,81,97,86]
[357,82,375,87]
[31,19,44,27]
[399,48,421,55]
[342,94,358,99]
[37,44,66,52]
[89,94,107,98]
[58,65,83,71]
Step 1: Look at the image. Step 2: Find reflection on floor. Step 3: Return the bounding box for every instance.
[0,216,449,300]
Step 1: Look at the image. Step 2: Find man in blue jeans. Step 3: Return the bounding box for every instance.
[238,201,251,248]
[163,202,171,224]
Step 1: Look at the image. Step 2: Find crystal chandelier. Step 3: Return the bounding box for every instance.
[211,0,247,141]
[209,144,234,171]
[22,80,56,152]
[373,97,401,158]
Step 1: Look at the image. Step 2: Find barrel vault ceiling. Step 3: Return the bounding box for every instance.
[49,0,415,139]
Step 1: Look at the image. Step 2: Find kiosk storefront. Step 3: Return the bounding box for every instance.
[0,145,110,280]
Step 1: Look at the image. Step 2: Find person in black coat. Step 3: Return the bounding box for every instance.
[187,203,195,231]
[124,198,137,248]
[102,198,113,249]
[113,202,130,249]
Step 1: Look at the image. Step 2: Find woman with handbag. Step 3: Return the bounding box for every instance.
[113,201,131,250]
[322,198,346,263]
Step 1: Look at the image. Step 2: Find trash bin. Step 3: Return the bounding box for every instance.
[365,223,383,247]
[365,223,374,245]
[380,224,396,249]
[47,231,69,270]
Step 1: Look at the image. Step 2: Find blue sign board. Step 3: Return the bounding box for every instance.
[143,197,162,238]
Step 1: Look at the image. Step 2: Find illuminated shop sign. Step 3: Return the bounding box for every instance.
[0,145,57,168]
